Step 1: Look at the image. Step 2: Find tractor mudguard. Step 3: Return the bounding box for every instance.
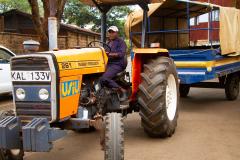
[133,48,169,55]
[131,48,169,100]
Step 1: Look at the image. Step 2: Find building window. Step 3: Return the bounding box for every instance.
[212,10,219,21]
[190,16,199,26]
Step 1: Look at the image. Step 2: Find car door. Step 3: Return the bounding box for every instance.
[0,48,14,94]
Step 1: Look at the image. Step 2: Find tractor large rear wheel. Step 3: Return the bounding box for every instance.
[138,56,179,138]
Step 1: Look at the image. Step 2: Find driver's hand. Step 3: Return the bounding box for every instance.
[108,53,119,58]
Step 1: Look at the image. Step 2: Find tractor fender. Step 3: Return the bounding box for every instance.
[133,48,169,56]
[131,48,170,100]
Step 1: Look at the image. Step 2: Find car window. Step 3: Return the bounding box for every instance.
[0,48,13,63]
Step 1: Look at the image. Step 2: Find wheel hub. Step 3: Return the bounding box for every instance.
[166,74,177,121]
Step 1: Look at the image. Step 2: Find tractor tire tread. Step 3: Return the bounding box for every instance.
[137,56,179,138]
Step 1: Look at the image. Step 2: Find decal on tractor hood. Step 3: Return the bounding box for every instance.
[59,61,100,70]
[61,80,80,97]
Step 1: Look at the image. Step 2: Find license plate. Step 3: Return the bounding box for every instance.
[11,71,51,82]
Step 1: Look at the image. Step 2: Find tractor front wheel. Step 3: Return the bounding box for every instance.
[104,113,124,160]
[138,56,179,138]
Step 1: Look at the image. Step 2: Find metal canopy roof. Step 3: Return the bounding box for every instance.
[80,0,164,6]
[151,0,220,18]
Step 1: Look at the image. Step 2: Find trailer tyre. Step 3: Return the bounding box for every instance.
[179,84,190,97]
[138,57,179,138]
[104,113,124,160]
[225,74,240,101]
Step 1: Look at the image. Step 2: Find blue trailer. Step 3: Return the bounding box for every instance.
[128,0,240,100]
[170,48,240,99]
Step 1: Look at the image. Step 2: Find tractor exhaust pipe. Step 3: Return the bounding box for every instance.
[48,17,58,51]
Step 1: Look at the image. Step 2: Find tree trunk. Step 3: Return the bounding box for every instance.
[56,0,67,32]
[28,0,66,51]
[28,0,49,51]
[42,0,50,36]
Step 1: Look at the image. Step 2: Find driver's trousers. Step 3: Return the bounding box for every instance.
[100,64,124,89]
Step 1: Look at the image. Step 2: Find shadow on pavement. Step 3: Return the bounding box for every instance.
[0,94,12,101]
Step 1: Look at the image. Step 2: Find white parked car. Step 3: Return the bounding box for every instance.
[0,46,15,95]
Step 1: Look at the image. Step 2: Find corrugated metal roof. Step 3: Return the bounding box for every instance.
[80,0,164,6]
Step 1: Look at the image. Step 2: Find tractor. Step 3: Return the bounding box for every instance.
[0,0,179,160]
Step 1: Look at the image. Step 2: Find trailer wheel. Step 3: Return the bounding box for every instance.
[104,113,124,160]
[0,111,24,160]
[225,74,240,101]
[179,84,190,97]
[138,56,179,138]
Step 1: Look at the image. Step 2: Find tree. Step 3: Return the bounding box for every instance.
[28,0,67,51]
[64,0,132,37]
[0,0,31,13]
[1,0,131,49]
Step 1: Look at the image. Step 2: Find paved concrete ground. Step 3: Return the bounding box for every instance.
[0,88,240,160]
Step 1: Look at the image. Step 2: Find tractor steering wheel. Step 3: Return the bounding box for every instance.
[87,41,111,53]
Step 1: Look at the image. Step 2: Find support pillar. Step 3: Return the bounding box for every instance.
[101,12,107,43]
[141,9,148,48]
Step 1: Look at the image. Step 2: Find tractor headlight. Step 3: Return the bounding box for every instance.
[39,88,49,100]
[16,88,26,100]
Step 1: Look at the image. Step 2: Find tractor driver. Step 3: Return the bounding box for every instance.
[100,26,128,101]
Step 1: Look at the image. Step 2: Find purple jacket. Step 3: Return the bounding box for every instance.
[107,37,127,69]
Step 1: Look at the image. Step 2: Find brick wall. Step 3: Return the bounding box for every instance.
[0,31,100,54]
[190,21,219,42]
[190,0,234,45]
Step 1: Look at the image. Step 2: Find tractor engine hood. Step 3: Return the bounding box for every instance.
[46,48,108,77]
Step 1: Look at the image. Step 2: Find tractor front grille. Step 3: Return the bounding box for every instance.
[11,55,54,123]
[15,102,51,123]
[11,57,50,71]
